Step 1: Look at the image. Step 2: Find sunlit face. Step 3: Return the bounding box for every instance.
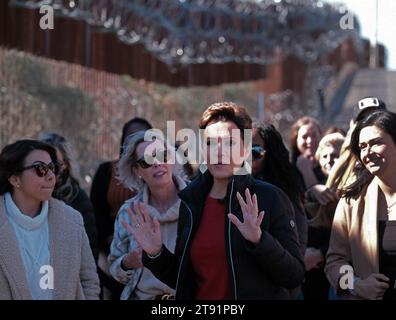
[319,145,339,176]
[203,120,245,180]
[133,141,174,190]
[9,150,56,203]
[297,124,321,158]
[359,126,396,178]
[252,129,266,177]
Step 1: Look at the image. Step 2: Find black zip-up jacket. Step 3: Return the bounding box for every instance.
[143,171,305,299]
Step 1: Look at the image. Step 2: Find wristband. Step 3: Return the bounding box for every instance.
[147,247,163,259]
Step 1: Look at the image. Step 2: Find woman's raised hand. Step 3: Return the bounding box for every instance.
[122,202,163,256]
[228,188,265,245]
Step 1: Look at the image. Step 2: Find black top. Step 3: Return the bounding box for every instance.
[378,220,396,300]
[143,171,305,300]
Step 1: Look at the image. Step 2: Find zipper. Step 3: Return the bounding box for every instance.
[175,199,193,298]
[228,178,238,300]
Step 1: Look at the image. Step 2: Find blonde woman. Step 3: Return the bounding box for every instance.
[108,131,187,300]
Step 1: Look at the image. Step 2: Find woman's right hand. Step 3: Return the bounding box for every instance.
[354,274,390,300]
[122,202,163,257]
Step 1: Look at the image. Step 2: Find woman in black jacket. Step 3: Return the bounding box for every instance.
[252,123,307,256]
[124,102,305,299]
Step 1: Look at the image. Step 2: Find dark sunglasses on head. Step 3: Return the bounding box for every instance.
[135,150,168,169]
[252,145,266,160]
[20,161,58,177]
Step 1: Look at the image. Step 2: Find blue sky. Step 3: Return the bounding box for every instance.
[327,0,396,70]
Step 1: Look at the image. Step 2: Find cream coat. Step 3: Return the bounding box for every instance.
[0,196,100,300]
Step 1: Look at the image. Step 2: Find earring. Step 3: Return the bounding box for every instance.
[16,184,20,188]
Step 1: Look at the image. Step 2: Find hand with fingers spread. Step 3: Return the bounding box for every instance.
[122,201,163,257]
[228,188,265,245]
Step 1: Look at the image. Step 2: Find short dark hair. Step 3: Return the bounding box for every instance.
[0,140,57,195]
[120,117,152,149]
[199,102,252,136]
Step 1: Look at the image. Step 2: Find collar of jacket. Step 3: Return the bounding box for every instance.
[178,170,255,215]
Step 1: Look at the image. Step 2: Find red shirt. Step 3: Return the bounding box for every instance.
[190,196,233,300]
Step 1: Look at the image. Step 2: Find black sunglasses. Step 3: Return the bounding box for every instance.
[135,150,168,169]
[252,145,266,160]
[20,161,58,177]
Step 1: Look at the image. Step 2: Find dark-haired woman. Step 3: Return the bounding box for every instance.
[252,123,307,299]
[252,123,307,256]
[40,133,98,261]
[0,140,99,299]
[124,102,305,299]
[326,110,396,300]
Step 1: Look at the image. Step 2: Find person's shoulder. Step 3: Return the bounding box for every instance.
[252,178,286,197]
[116,193,142,217]
[49,198,85,227]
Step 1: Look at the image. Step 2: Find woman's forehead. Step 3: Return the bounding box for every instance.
[299,123,319,136]
[24,149,52,163]
[136,140,166,155]
[204,121,240,138]
[359,126,383,142]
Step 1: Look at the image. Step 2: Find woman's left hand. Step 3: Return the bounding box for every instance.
[228,188,265,245]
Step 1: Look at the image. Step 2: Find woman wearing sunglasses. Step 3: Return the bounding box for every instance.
[0,140,100,299]
[252,123,307,299]
[108,131,188,300]
[129,102,304,300]
[252,123,307,256]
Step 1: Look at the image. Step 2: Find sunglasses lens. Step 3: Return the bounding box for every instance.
[49,163,57,174]
[137,158,152,169]
[35,163,57,177]
[252,146,265,159]
[35,164,48,177]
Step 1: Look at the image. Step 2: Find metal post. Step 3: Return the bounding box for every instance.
[257,92,265,122]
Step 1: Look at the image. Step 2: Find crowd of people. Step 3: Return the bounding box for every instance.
[0,96,395,300]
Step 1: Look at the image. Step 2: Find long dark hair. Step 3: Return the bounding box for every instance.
[341,110,396,199]
[39,133,81,203]
[254,123,305,202]
[0,140,57,195]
